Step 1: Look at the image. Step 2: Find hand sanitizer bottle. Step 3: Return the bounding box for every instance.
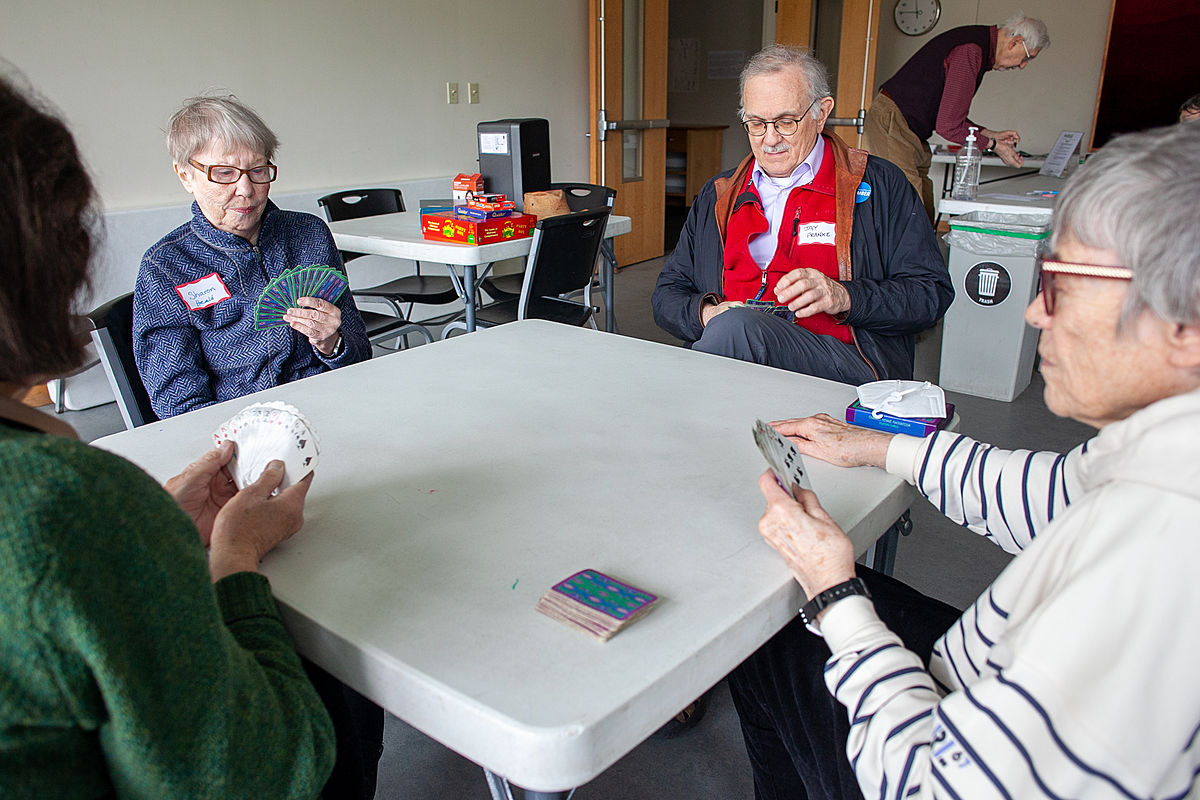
[951,127,982,201]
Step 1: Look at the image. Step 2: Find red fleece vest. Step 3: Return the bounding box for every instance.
[721,150,850,343]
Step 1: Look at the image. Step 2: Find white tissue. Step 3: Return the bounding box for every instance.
[856,380,947,419]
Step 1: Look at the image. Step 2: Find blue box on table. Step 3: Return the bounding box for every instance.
[844,400,954,437]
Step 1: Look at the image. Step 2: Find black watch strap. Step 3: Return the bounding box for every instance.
[800,577,871,635]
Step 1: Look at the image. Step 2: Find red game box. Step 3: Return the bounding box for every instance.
[421,212,535,245]
[452,173,484,192]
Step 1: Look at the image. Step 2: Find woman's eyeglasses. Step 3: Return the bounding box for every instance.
[1036,255,1133,315]
[189,159,278,185]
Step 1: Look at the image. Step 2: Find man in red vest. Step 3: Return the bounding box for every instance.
[652,45,952,384]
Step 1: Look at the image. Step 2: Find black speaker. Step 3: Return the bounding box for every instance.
[477,118,551,212]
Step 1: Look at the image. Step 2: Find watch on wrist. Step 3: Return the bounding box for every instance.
[800,577,871,635]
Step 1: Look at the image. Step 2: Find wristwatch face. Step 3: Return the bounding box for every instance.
[894,0,940,36]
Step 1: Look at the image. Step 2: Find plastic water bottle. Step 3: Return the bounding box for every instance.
[951,127,982,201]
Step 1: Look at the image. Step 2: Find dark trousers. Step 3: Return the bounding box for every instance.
[303,659,386,800]
[693,308,880,384]
[726,567,962,800]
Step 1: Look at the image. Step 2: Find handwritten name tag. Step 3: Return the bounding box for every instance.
[795,222,836,245]
[175,273,232,311]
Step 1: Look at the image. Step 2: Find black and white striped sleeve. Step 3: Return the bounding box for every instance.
[885,431,1086,554]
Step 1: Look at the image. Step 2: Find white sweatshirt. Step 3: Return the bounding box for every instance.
[820,387,1200,799]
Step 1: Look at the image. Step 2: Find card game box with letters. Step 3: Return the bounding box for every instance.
[420,211,535,245]
[535,569,659,642]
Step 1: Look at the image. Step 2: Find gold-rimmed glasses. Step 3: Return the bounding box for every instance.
[742,98,819,137]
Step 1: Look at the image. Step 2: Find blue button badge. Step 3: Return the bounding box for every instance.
[855,181,872,203]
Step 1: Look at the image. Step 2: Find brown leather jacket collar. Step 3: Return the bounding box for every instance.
[713,132,869,280]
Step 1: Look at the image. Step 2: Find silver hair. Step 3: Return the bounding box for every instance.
[737,45,831,122]
[166,95,279,167]
[999,12,1050,52]
[1050,122,1200,326]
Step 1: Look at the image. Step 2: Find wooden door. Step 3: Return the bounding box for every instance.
[589,0,669,265]
[777,0,882,148]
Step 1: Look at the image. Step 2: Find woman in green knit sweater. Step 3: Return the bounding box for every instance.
[0,76,337,797]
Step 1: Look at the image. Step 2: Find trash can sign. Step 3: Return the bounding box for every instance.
[965,261,1011,306]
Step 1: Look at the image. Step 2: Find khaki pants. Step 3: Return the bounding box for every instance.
[862,92,935,222]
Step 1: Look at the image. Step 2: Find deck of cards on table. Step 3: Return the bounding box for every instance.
[212,402,321,489]
[536,569,659,642]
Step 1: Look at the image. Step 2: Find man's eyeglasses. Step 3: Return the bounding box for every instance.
[1036,256,1133,315]
[742,98,819,137]
[188,159,278,185]
[1019,39,1034,65]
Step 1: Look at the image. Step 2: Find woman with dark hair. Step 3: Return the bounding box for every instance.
[0,76,335,798]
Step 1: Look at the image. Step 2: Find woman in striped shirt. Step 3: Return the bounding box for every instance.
[730,120,1200,799]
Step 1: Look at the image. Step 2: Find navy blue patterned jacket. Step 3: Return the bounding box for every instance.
[133,201,371,418]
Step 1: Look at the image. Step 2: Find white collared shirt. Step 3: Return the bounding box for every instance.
[748,136,825,269]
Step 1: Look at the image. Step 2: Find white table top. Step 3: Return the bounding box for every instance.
[94,322,913,792]
[938,171,1069,217]
[931,151,1046,169]
[328,211,633,264]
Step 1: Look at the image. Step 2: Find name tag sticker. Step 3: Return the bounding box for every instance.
[175,272,232,311]
[795,222,836,245]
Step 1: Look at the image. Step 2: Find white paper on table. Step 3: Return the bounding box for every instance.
[1040,131,1084,177]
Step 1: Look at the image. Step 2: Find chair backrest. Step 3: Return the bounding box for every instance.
[317,188,406,222]
[518,208,611,321]
[86,293,158,430]
[547,182,616,212]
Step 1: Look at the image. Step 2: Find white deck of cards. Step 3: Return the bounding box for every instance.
[753,418,813,499]
[212,402,320,489]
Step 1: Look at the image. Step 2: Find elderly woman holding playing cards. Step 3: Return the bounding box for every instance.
[728,121,1200,799]
[133,94,369,420]
[0,74,343,798]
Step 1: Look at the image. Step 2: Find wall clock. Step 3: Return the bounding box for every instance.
[893,0,941,36]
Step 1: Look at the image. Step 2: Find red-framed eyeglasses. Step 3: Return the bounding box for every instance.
[1036,255,1134,315]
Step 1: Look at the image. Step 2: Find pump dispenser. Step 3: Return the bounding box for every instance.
[951,127,982,201]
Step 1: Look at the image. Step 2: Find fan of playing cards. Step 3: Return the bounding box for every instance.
[212,401,321,489]
[753,419,813,500]
[254,265,348,330]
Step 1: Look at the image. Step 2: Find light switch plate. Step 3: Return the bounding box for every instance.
[467,82,479,104]
[446,82,459,104]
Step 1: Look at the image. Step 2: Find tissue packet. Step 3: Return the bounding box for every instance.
[845,400,955,437]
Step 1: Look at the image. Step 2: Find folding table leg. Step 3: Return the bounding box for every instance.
[482,769,574,800]
[601,240,618,333]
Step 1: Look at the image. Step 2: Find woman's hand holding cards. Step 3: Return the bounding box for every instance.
[208,462,314,582]
[771,413,893,470]
[756,472,856,603]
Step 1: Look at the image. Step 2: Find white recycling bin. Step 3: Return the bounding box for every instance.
[939,212,1052,401]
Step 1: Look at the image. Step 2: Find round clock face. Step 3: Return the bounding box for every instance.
[894,0,940,36]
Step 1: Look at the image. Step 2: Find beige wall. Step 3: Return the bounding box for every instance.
[874,1,1112,154]
[1,0,591,212]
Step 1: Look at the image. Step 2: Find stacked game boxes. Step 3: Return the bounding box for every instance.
[422,174,535,244]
